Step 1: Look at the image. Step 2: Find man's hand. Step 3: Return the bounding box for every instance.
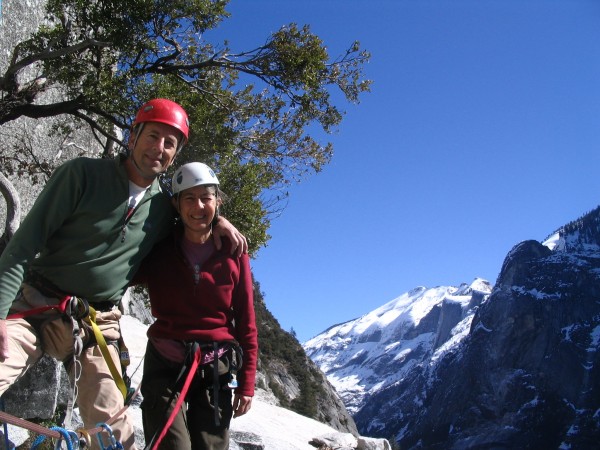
[233,394,252,418]
[213,217,248,257]
[0,319,8,362]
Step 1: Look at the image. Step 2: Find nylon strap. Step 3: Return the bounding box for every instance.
[6,295,72,320]
[213,341,220,427]
[63,353,77,429]
[84,307,128,399]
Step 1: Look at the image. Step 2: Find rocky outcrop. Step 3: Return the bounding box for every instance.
[2,356,68,419]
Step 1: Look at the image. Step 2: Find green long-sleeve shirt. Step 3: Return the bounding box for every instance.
[0,155,174,318]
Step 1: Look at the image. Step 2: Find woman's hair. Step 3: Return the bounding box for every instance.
[206,185,228,226]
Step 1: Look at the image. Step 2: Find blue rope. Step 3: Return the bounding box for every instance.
[30,432,47,449]
[65,430,80,449]
[30,426,76,450]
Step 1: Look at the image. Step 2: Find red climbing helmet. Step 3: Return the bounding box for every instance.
[133,98,189,142]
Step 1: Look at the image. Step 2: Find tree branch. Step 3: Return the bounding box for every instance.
[1,39,111,84]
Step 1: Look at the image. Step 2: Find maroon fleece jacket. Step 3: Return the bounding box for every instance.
[134,229,258,396]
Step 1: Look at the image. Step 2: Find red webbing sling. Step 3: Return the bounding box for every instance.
[6,295,73,319]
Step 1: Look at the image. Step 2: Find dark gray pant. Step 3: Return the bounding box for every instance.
[141,342,233,450]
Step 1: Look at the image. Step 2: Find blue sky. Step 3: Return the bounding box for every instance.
[217,0,600,342]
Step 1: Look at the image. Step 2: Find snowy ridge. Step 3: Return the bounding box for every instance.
[303,278,492,414]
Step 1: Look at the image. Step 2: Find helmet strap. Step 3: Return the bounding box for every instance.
[128,123,144,157]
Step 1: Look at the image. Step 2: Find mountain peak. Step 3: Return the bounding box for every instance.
[304,280,492,414]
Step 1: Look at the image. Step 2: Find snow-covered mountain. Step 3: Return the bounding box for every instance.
[304,278,492,415]
[305,206,600,448]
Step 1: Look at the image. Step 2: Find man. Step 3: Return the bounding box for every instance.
[0,98,246,449]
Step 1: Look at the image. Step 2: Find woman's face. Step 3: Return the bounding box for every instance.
[175,185,218,241]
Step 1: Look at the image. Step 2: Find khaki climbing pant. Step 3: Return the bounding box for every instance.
[0,284,138,450]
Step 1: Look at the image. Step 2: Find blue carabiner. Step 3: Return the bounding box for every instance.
[95,423,124,450]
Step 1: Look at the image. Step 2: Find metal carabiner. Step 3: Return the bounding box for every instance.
[95,423,124,450]
[76,429,92,448]
[70,296,90,320]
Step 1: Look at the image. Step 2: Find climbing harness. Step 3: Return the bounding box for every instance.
[8,294,130,402]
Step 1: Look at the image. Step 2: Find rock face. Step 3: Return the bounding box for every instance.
[2,355,68,418]
[349,207,600,448]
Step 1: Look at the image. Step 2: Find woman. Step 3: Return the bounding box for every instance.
[135,162,258,450]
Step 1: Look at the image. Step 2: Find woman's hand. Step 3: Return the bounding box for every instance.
[233,394,253,418]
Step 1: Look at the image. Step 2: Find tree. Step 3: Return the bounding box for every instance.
[0,0,371,254]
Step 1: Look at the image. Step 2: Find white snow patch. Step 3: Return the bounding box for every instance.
[543,232,564,251]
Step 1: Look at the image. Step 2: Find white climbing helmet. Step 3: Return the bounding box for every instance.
[171,162,219,195]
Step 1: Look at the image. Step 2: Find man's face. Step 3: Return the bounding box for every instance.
[128,122,181,180]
